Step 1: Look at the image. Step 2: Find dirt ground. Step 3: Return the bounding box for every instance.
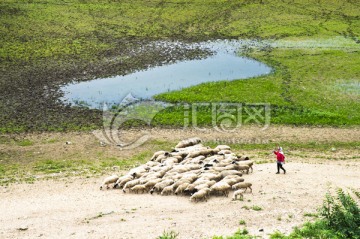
[1,160,360,239]
[1,126,360,239]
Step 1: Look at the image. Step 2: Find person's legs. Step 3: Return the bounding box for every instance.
[279,163,286,174]
[276,162,280,174]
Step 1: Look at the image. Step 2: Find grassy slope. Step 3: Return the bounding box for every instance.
[0,0,360,131]
[1,0,359,63]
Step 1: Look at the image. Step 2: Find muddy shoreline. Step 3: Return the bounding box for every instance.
[0,38,212,132]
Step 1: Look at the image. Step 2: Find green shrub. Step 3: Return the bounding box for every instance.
[270,188,360,239]
[157,230,179,239]
[320,188,360,238]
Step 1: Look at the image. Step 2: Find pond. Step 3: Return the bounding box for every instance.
[61,40,272,109]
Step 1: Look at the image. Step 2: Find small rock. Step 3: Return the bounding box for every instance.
[259,229,264,232]
[112,166,120,171]
[100,141,106,147]
[17,226,28,231]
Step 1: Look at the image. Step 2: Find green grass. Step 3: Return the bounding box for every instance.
[157,230,179,239]
[1,0,360,132]
[251,205,263,211]
[0,150,151,185]
[213,228,259,239]
[239,220,246,225]
[154,45,360,126]
[16,139,34,147]
[1,0,359,64]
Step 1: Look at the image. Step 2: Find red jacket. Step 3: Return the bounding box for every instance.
[274,151,285,163]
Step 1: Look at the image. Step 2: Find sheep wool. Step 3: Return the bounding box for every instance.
[100,137,256,202]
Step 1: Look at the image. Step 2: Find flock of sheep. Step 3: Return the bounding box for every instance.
[100,138,254,202]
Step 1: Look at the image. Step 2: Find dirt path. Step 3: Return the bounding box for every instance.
[1,161,360,239]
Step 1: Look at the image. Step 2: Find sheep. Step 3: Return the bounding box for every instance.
[174,183,190,195]
[190,157,204,164]
[199,172,222,181]
[224,154,238,160]
[162,157,179,165]
[233,164,250,174]
[130,185,147,194]
[145,161,160,167]
[210,182,231,197]
[169,151,188,159]
[100,175,119,190]
[223,177,244,186]
[144,178,162,189]
[150,150,168,161]
[172,179,192,191]
[161,185,174,195]
[122,179,141,193]
[218,150,232,155]
[232,189,245,200]
[186,149,219,159]
[190,188,210,202]
[220,170,243,178]
[231,182,252,192]
[150,179,174,194]
[175,137,201,149]
[215,145,231,151]
[237,160,254,173]
[184,184,197,195]
[195,183,211,191]
[113,175,133,189]
[155,153,169,163]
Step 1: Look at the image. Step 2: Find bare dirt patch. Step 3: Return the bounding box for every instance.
[1,126,359,238]
[1,161,360,239]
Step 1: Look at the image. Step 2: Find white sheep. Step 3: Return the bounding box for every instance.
[130,185,147,194]
[144,178,162,189]
[150,151,168,161]
[161,185,174,195]
[232,189,245,200]
[150,179,174,194]
[237,160,254,173]
[186,149,219,159]
[113,175,133,189]
[190,188,211,202]
[233,164,250,174]
[195,183,211,191]
[218,149,232,155]
[174,183,190,195]
[175,137,202,149]
[220,170,243,178]
[215,145,231,151]
[184,184,197,195]
[100,175,119,190]
[231,182,252,192]
[223,177,244,186]
[122,179,141,193]
[210,182,231,197]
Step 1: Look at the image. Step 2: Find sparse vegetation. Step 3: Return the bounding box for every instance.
[251,206,263,211]
[239,220,246,225]
[272,189,360,239]
[157,230,179,239]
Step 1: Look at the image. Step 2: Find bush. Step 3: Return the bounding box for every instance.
[320,188,360,238]
[270,188,360,239]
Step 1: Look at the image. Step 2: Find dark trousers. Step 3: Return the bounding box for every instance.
[277,162,286,173]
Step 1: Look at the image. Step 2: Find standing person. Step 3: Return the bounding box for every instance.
[274,146,286,174]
